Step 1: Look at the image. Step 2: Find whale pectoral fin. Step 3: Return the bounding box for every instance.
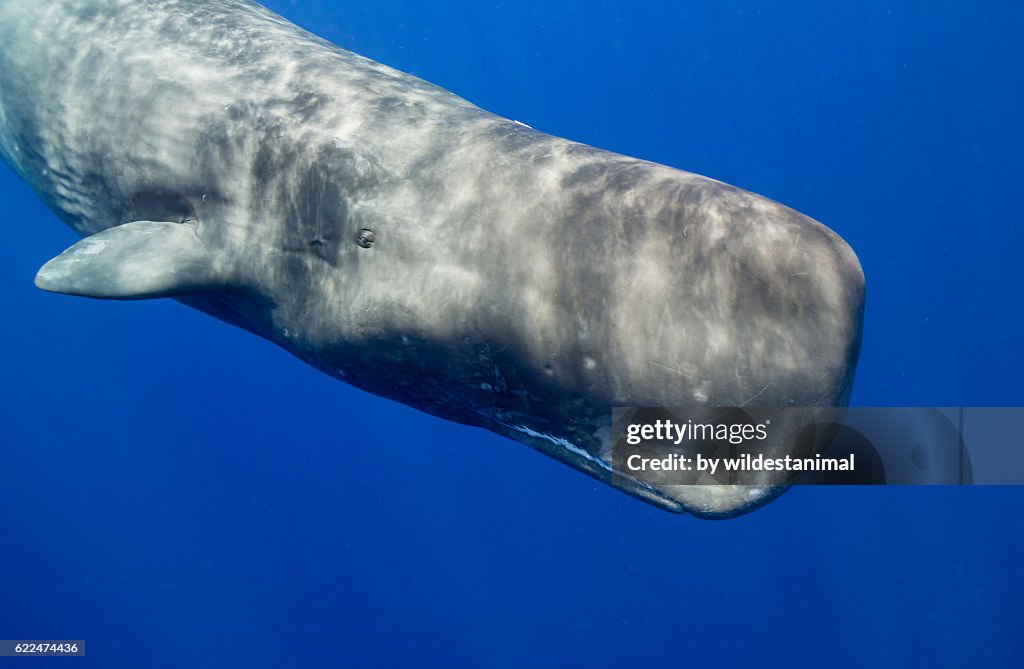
[35,221,226,300]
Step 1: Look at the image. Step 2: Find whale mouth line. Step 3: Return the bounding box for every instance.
[495,420,675,493]
[497,422,689,505]
[503,422,614,473]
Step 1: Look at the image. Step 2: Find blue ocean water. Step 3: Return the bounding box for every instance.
[1,0,1022,666]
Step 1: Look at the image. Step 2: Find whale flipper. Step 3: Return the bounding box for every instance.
[35,221,226,300]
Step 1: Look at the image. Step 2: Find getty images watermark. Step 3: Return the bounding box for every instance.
[622,414,852,478]
[611,407,1024,486]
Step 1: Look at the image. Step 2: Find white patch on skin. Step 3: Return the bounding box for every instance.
[660,482,773,517]
[502,422,663,497]
[505,423,613,472]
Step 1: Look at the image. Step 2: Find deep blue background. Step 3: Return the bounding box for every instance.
[2,1,1022,666]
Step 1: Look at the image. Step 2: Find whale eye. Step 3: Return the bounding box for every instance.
[356,229,376,248]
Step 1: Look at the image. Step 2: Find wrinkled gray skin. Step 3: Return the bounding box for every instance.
[0,0,864,518]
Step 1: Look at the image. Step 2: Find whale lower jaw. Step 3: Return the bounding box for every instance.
[496,420,781,518]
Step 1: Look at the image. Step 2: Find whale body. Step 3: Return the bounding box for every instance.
[0,0,865,518]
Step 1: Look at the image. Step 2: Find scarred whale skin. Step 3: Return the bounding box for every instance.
[0,0,865,518]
